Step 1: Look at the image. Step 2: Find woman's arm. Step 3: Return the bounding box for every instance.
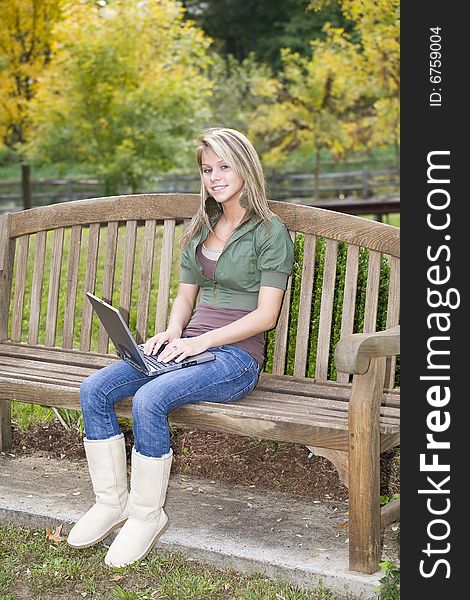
[143,282,199,355]
[157,286,285,362]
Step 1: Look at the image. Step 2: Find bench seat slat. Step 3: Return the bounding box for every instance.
[0,365,399,436]
[249,389,400,421]
[0,355,96,377]
[0,357,399,429]
[243,396,399,428]
[0,370,85,387]
[0,376,354,448]
[0,342,400,407]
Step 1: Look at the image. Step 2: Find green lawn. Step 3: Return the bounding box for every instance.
[0,524,362,600]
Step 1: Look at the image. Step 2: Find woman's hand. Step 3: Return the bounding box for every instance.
[142,328,181,357]
[156,336,210,364]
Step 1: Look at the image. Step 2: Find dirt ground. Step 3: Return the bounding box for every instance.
[11,420,400,504]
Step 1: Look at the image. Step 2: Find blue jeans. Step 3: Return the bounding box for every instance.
[80,345,260,458]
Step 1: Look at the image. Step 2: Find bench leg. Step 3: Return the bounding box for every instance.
[0,399,12,451]
[348,356,386,574]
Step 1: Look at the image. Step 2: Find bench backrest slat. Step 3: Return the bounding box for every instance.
[363,250,381,334]
[315,239,338,382]
[45,227,65,347]
[293,233,316,377]
[155,219,176,335]
[336,244,360,383]
[272,231,295,375]
[1,195,400,388]
[136,220,157,345]
[28,231,47,345]
[97,222,119,353]
[80,223,101,351]
[119,220,138,325]
[385,255,400,388]
[62,225,83,349]
[11,235,29,342]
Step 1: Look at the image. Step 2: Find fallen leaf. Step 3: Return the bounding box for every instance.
[335,521,349,529]
[45,524,63,544]
[109,574,124,582]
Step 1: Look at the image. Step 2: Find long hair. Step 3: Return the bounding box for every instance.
[182,127,272,246]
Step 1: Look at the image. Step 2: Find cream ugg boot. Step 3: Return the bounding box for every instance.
[104,447,172,567]
[67,434,129,548]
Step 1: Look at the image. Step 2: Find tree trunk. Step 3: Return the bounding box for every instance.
[21,163,32,210]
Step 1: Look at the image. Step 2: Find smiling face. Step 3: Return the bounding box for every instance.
[201,148,244,206]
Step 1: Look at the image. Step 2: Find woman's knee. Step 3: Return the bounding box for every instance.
[132,387,166,423]
[80,371,106,412]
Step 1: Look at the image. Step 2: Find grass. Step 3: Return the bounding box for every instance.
[0,523,361,600]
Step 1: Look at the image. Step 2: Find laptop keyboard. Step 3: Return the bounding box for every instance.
[138,345,179,369]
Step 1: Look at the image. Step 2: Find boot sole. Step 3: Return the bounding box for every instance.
[67,517,128,549]
[105,515,170,567]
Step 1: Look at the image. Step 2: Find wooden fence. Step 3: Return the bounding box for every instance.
[0,166,399,216]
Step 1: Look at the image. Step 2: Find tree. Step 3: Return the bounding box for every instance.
[309,0,400,168]
[27,0,213,194]
[183,0,350,72]
[204,53,275,132]
[0,0,65,209]
[248,29,376,199]
[246,0,400,191]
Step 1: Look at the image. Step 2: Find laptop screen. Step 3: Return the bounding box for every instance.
[86,293,148,372]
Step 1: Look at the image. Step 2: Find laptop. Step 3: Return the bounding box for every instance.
[86,292,215,376]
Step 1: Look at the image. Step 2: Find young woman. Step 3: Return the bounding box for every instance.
[67,127,294,567]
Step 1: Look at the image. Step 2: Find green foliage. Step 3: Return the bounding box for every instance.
[205,53,275,133]
[380,493,400,507]
[184,0,351,72]
[377,560,400,600]
[27,0,213,193]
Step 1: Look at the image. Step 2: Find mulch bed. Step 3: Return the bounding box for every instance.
[10,420,400,504]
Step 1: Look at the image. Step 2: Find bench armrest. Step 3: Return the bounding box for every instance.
[334,325,400,375]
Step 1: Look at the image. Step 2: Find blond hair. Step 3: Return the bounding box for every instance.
[182,127,272,246]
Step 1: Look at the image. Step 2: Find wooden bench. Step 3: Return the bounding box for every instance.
[0,193,400,574]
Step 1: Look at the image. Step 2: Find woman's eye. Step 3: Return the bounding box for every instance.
[203,168,212,174]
